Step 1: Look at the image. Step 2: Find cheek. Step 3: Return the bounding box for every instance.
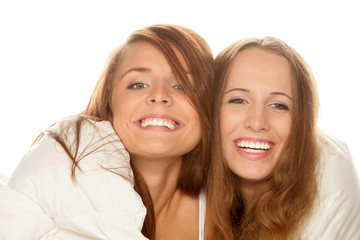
[111,100,124,125]
[279,116,292,142]
[111,94,133,133]
[220,107,244,137]
[111,91,136,117]
[189,111,202,144]
[271,115,292,149]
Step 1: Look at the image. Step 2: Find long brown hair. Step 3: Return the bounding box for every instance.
[48,24,214,239]
[207,37,320,240]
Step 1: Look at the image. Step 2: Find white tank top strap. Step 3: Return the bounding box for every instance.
[199,189,206,240]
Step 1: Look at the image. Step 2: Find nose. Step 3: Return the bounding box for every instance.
[146,85,173,105]
[245,105,269,132]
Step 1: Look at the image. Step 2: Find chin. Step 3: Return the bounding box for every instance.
[236,169,272,183]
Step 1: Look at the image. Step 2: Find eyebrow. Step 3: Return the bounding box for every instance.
[120,67,192,79]
[120,67,151,79]
[224,88,293,101]
[224,88,249,94]
[270,92,293,101]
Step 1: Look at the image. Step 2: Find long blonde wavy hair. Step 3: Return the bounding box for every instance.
[207,37,320,240]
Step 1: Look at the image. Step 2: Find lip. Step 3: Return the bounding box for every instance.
[233,137,275,160]
[134,114,183,132]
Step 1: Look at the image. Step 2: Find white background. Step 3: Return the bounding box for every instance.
[0,0,359,177]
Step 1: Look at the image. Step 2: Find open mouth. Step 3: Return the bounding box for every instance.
[139,117,179,130]
[235,139,273,153]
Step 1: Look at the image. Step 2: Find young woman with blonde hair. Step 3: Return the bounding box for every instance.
[0,24,215,239]
[208,37,360,239]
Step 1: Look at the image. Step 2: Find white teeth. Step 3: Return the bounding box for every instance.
[236,140,272,151]
[140,118,176,129]
[260,143,265,149]
[242,148,267,153]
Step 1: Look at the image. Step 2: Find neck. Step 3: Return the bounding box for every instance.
[239,179,263,204]
[132,155,182,217]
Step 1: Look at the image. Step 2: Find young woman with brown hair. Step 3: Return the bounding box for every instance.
[207,37,360,239]
[0,24,215,239]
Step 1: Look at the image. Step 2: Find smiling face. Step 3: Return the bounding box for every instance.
[220,48,293,184]
[111,41,201,162]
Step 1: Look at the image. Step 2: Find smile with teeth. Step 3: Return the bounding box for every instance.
[236,140,273,153]
[140,118,177,129]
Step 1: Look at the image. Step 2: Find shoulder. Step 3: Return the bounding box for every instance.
[49,115,131,171]
[5,115,147,239]
[304,132,360,239]
[11,115,130,171]
[319,132,352,159]
[7,115,133,206]
[317,132,359,192]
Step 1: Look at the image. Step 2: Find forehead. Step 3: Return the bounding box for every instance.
[120,41,188,70]
[120,41,165,66]
[226,48,292,89]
